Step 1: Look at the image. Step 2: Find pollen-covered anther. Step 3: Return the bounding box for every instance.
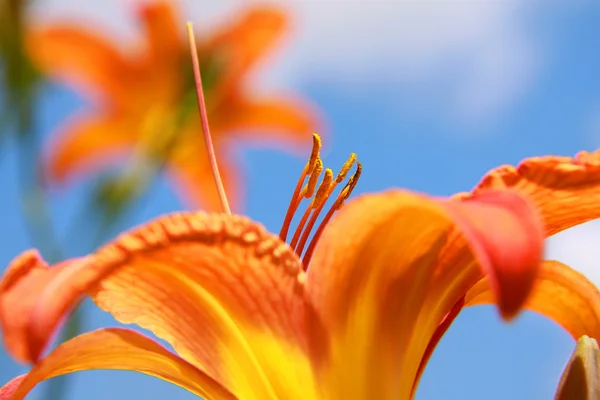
[301,161,362,268]
[312,169,333,209]
[307,133,322,174]
[288,168,333,250]
[278,133,323,241]
[305,158,323,199]
[337,161,362,209]
[277,134,361,269]
[335,153,356,183]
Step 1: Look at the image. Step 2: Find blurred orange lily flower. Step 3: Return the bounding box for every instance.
[7,136,600,399]
[28,1,320,210]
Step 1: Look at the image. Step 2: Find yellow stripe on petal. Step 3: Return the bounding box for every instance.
[219,326,321,400]
[89,212,321,399]
[465,260,600,340]
[307,189,544,400]
[0,328,236,400]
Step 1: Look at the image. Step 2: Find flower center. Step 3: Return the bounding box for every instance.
[279,134,361,270]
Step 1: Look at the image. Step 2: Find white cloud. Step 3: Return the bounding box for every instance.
[31,0,545,124]
[546,219,600,289]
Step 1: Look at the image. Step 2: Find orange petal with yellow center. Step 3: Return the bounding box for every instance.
[306,189,543,400]
[465,260,600,340]
[88,212,322,399]
[0,250,120,363]
[25,25,135,104]
[469,150,600,236]
[46,113,136,183]
[213,96,323,152]
[0,328,236,400]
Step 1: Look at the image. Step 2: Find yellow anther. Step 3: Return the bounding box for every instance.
[307,133,322,175]
[337,162,362,209]
[335,153,356,183]
[313,169,333,209]
[305,158,323,198]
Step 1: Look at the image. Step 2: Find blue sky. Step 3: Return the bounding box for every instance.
[2,0,600,399]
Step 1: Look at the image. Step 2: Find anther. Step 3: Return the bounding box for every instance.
[313,169,333,209]
[306,159,323,198]
[302,162,362,269]
[338,162,362,208]
[289,168,332,250]
[307,134,322,174]
[336,153,356,183]
[278,134,361,269]
[279,133,323,241]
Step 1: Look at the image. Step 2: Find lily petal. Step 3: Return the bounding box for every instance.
[88,212,321,399]
[0,328,236,400]
[469,150,600,236]
[0,250,119,363]
[167,136,242,212]
[204,5,288,95]
[137,1,181,63]
[215,96,323,152]
[307,189,543,400]
[46,113,135,183]
[465,260,600,340]
[26,25,135,103]
[443,190,544,318]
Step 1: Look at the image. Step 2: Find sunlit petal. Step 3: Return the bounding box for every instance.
[46,113,136,183]
[214,96,323,152]
[0,328,236,400]
[89,212,322,399]
[26,25,135,103]
[204,5,288,94]
[307,189,543,400]
[0,250,116,363]
[468,150,600,236]
[137,1,181,63]
[465,260,600,341]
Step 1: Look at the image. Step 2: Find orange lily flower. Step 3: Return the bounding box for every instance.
[28,0,320,210]
[8,127,600,399]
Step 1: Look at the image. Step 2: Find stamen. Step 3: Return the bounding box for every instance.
[290,168,332,250]
[186,22,231,215]
[306,159,323,198]
[278,134,361,269]
[338,162,362,207]
[313,169,333,208]
[336,153,356,183]
[307,134,322,174]
[302,162,362,269]
[279,134,322,241]
[295,154,356,257]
